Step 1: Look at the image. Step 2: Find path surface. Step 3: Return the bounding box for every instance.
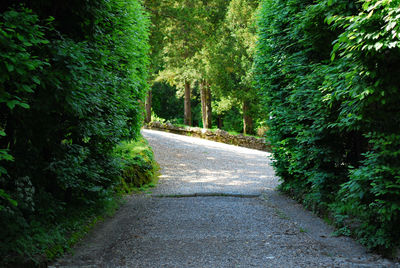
[53,129,397,267]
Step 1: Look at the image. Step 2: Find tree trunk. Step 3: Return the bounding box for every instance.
[200,80,207,128]
[184,80,192,126]
[205,82,212,128]
[243,100,253,135]
[201,81,213,129]
[217,115,223,129]
[145,90,152,123]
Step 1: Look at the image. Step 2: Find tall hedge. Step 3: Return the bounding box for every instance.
[0,0,149,263]
[255,0,400,253]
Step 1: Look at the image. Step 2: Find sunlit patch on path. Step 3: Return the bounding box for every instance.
[142,129,278,196]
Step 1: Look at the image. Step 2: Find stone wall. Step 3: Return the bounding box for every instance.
[144,121,271,152]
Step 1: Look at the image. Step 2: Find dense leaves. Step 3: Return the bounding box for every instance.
[146,0,266,134]
[0,0,149,264]
[209,0,260,134]
[255,0,400,253]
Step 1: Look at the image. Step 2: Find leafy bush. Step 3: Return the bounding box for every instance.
[337,133,400,251]
[220,106,244,134]
[114,137,159,191]
[0,8,49,214]
[0,0,150,265]
[256,0,400,253]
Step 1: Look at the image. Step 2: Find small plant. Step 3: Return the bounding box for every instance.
[274,208,290,220]
[114,136,159,194]
[299,227,308,233]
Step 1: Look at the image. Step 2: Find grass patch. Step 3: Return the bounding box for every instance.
[274,208,290,220]
[207,127,260,138]
[114,136,159,193]
[174,123,187,128]
[299,227,308,233]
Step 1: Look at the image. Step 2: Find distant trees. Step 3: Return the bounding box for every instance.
[209,0,259,134]
[146,0,261,133]
[149,0,209,126]
[144,0,164,123]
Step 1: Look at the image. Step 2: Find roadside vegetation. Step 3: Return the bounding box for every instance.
[0,0,157,266]
[255,0,400,255]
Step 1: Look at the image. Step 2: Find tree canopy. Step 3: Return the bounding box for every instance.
[146,0,263,133]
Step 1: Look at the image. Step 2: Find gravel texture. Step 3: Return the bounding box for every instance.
[52,129,399,268]
[144,129,278,196]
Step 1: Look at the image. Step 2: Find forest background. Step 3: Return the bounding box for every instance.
[145,0,263,136]
[1,0,400,266]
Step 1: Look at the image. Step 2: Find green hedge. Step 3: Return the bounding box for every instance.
[0,0,149,264]
[255,0,400,254]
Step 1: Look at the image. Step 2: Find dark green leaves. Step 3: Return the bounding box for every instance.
[0,1,150,264]
[256,0,400,253]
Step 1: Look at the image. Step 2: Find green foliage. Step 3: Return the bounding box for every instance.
[337,133,400,251]
[0,0,150,265]
[151,82,184,121]
[114,137,159,192]
[3,195,122,266]
[220,106,244,133]
[154,0,210,90]
[209,0,261,134]
[147,0,263,133]
[256,0,400,253]
[0,8,48,213]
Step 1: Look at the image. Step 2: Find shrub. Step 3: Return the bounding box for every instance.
[0,0,150,264]
[114,137,159,190]
[256,0,400,253]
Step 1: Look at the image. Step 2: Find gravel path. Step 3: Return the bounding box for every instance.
[52,129,398,268]
[145,129,278,196]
